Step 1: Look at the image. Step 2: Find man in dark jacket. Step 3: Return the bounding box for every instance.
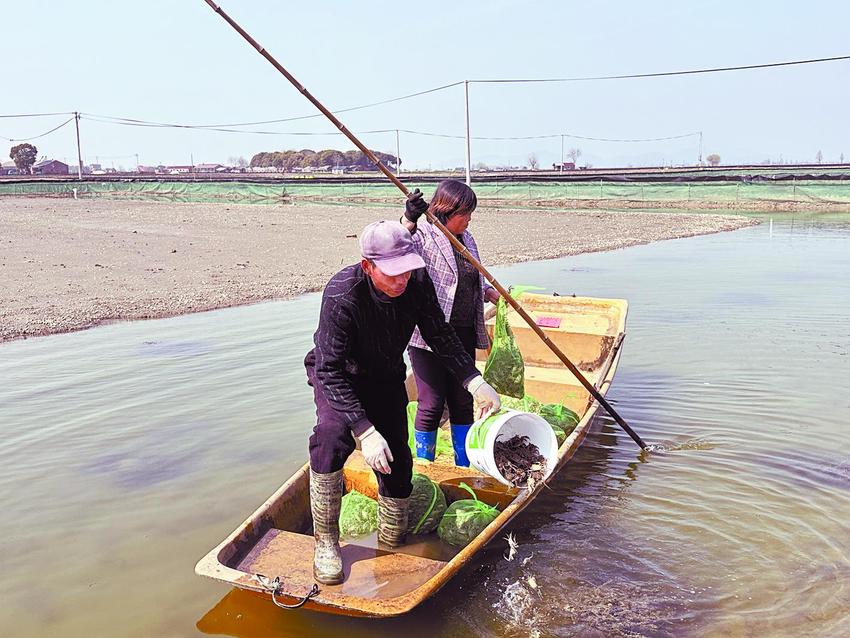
[305,219,500,584]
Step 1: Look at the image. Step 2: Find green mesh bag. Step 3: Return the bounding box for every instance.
[538,402,580,435]
[500,394,542,414]
[483,296,525,399]
[437,483,500,548]
[407,472,447,534]
[500,393,579,444]
[406,401,454,459]
[339,489,378,538]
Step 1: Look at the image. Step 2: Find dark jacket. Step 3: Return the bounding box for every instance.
[305,263,479,436]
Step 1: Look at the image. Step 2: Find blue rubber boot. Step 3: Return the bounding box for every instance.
[451,424,472,467]
[414,430,437,461]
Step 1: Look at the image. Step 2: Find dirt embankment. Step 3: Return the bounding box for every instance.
[0,197,757,342]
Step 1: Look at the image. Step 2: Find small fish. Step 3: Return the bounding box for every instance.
[503,532,518,561]
[522,552,534,566]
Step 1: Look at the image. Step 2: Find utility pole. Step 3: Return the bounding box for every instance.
[561,134,565,170]
[395,129,401,177]
[135,153,140,170]
[74,111,83,180]
[464,80,472,186]
[698,131,703,166]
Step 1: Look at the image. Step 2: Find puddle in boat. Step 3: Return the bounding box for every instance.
[341,531,462,563]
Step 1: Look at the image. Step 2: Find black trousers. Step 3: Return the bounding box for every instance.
[409,326,476,432]
[308,372,413,498]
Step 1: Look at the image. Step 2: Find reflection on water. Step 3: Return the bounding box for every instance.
[1,212,849,637]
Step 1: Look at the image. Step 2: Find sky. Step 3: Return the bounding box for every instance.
[2,0,849,170]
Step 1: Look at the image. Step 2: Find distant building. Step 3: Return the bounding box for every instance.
[0,160,19,175]
[552,162,576,171]
[33,159,70,175]
[166,165,192,174]
[137,165,157,174]
[194,163,226,172]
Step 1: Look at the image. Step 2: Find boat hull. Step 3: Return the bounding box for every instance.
[195,293,628,616]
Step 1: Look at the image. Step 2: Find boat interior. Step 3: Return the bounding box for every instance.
[196,293,628,615]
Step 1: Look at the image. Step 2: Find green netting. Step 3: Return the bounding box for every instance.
[339,489,378,538]
[499,394,580,444]
[483,295,525,399]
[407,472,447,535]
[283,180,850,205]
[437,482,499,548]
[0,180,288,203]
[3,178,850,204]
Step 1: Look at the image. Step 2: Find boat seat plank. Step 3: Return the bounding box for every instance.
[236,529,447,603]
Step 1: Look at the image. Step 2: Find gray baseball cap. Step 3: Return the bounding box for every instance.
[359,220,425,276]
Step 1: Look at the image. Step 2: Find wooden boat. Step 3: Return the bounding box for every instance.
[195,292,628,617]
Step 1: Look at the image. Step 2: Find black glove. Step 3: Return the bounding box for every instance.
[404,188,429,223]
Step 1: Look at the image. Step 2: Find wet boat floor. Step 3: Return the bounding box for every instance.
[236,528,460,603]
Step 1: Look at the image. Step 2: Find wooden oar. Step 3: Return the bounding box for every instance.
[203,0,648,450]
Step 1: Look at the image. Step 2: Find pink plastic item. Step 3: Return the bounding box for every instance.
[536,316,561,328]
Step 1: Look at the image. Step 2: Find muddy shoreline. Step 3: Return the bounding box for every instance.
[0,197,758,343]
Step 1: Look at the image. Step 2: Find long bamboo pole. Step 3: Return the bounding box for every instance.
[203,0,647,449]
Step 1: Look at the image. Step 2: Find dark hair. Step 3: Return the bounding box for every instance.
[428,179,477,224]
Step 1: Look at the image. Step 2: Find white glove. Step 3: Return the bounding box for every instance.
[358,426,393,474]
[466,375,501,420]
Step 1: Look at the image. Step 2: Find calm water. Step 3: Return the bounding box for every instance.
[1,213,848,637]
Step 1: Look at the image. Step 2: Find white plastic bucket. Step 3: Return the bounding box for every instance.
[465,409,558,487]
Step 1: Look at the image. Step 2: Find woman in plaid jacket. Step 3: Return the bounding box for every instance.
[401,180,501,465]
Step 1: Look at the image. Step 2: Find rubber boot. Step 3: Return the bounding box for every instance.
[414,430,437,461]
[451,424,472,467]
[309,468,344,585]
[377,494,410,548]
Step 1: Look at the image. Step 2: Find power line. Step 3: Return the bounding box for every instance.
[0,117,75,142]
[80,115,699,144]
[0,111,74,119]
[80,81,464,130]
[470,53,850,84]
[81,114,403,136]
[4,53,848,131]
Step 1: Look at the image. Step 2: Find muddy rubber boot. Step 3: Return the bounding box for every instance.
[309,468,344,585]
[377,494,410,548]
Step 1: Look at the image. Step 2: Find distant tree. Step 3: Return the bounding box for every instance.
[472,161,489,171]
[10,143,38,174]
[841,153,845,164]
[706,153,721,166]
[816,150,823,164]
[249,148,396,171]
[527,153,539,170]
[317,149,345,168]
[566,147,582,164]
[227,156,248,168]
